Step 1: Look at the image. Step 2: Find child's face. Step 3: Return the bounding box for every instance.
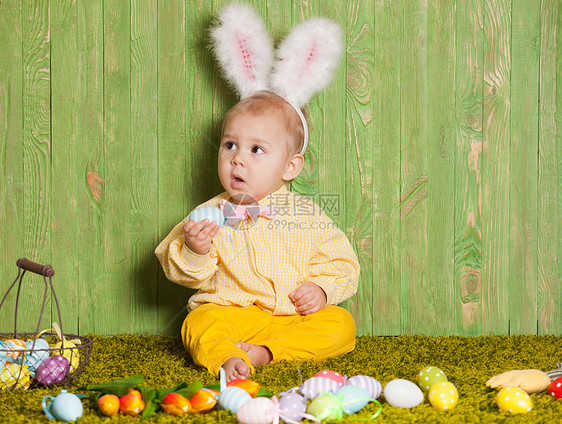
[218,109,301,203]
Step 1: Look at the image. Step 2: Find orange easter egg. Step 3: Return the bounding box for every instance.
[190,388,218,413]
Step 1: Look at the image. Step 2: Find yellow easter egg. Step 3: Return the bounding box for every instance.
[54,340,79,372]
[1,363,31,390]
[428,381,458,411]
[496,386,532,414]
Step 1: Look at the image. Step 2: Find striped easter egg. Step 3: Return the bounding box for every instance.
[235,397,277,424]
[346,375,383,399]
[21,339,50,374]
[218,386,252,413]
[1,363,31,390]
[3,339,26,360]
[300,376,340,400]
[315,370,346,387]
[189,206,226,227]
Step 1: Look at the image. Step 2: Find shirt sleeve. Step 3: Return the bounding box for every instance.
[155,218,219,290]
[307,214,360,305]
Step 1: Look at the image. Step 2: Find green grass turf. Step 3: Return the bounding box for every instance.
[1,334,561,423]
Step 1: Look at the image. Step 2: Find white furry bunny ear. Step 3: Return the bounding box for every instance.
[270,18,344,108]
[210,4,274,99]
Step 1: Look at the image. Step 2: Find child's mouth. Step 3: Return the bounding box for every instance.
[232,176,245,188]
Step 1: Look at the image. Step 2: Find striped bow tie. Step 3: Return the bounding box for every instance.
[219,198,277,226]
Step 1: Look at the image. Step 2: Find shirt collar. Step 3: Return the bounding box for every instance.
[258,184,289,207]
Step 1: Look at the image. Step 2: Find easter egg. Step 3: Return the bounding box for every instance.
[307,393,339,420]
[347,375,383,399]
[53,340,79,372]
[428,381,458,411]
[22,339,50,373]
[278,392,306,422]
[301,376,340,400]
[1,363,31,390]
[336,384,370,414]
[218,386,252,413]
[236,396,277,424]
[496,386,532,414]
[383,379,424,408]
[548,376,562,399]
[3,339,25,360]
[189,206,225,227]
[36,355,70,386]
[417,366,448,392]
[315,370,346,387]
[228,378,260,397]
[190,388,218,413]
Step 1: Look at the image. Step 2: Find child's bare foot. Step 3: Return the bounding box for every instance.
[222,357,251,382]
[236,342,273,366]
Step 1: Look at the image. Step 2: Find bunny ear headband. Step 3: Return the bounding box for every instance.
[210,3,344,155]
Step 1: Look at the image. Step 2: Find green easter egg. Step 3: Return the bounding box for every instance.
[417,366,448,392]
[307,394,339,420]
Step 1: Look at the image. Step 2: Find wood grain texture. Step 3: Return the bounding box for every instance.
[346,0,375,335]
[103,0,132,333]
[482,0,511,334]
[538,0,561,335]
[454,0,485,335]
[0,0,23,330]
[130,0,159,333]
[426,0,456,335]
[0,1,560,336]
[400,0,429,335]
[51,0,79,334]
[156,0,190,335]
[510,0,539,334]
[20,0,51,332]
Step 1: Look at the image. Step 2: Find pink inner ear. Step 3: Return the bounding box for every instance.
[236,33,256,82]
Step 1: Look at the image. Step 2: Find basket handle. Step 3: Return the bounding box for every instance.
[16,258,55,278]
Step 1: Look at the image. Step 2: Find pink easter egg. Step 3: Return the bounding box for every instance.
[301,376,340,400]
[36,355,70,386]
[315,370,346,387]
[235,396,277,424]
[347,375,383,399]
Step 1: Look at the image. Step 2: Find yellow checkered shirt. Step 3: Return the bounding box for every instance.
[155,184,360,315]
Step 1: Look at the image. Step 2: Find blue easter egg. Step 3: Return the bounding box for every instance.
[336,385,370,414]
[218,386,252,413]
[189,206,226,227]
[22,339,50,373]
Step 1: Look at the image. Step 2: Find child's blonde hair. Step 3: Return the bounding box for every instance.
[222,90,306,156]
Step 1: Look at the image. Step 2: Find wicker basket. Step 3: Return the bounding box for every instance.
[0,258,93,390]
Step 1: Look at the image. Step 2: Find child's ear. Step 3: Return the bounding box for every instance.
[282,153,304,181]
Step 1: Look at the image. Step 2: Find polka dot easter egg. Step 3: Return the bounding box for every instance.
[300,376,340,400]
[346,375,383,399]
[496,386,532,414]
[307,393,340,420]
[36,355,70,386]
[278,392,306,422]
[315,370,346,387]
[1,363,31,390]
[53,340,79,372]
[417,366,448,392]
[428,381,458,411]
[548,376,562,399]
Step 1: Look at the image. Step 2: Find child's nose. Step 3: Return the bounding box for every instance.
[231,150,246,166]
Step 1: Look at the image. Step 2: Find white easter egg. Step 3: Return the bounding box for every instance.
[189,206,226,227]
[301,376,340,400]
[218,386,252,413]
[235,397,276,424]
[383,379,424,408]
[347,375,383,399]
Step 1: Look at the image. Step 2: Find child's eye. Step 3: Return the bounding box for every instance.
[251,146,265,154]
[223,141,236,150]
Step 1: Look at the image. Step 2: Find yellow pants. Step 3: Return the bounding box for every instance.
[181,303,356,377]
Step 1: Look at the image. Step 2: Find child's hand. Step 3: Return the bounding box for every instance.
[183,220,219,255]
[289,281,327,315]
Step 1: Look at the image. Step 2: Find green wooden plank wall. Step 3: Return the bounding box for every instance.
[0,0,560,337]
